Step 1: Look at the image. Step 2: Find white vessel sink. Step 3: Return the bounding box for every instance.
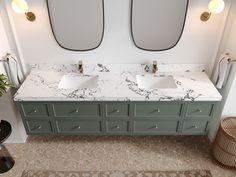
[58,73,99,89]
[136,74,177,89]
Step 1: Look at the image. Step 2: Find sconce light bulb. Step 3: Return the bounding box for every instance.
[208,0,225,14]
[11,0,28,14]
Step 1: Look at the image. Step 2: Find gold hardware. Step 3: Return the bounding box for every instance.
[75,108,79,113]
[115,125,120,129]
[229,59,236,63]
[192,125,198,129]
[154,124,159,129]
[116,109,120,113]
[74,125,81,130]
[152,60,158,74]
[33,109,37,113]
[25,12,36,22]
[33,125,42,130]
[201,0,225,22]
[200,12,211,22]
[78,60,83,74]
[196,109,202,113]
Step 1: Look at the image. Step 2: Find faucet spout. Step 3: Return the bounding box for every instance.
[152,60,158,74]
[78,60,83,74]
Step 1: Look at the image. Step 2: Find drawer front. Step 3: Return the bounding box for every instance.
[52,103,101,117]
[56,120,102,133]
[134,120,178,133]
[106,120,129,133]
[105,103,129,117]
[134,103,182,118]
[186,103,214,118]
[182,120,208,133]
[21,103,49,118]
[26,120,52,134]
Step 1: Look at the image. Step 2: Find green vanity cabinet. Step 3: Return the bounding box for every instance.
[181,102,215,135]
[133,120,179,135]
[20,102,49,118]
[18,102,55,134]
[25,120,53,134]
[133,102,183,135]
[56,120,103,134]
[52,102,102,118]
[16,101,217,136]
[106,120,130,134]
[105,103,130,118]
[185,103,214,119]
[134,103,183,118]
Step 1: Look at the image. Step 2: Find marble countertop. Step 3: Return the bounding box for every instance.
[14,64,222,102]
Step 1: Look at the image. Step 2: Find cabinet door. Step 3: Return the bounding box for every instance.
[105,103,130,118]
[52,103,101,118]
[26,120,53,134]
[182,120,208,134]
[106,120,130,134]
[56,120,102,134]
[134,120,179,134]
[21,103,49,118]
[185,103,214,119]
[134,103,182,118]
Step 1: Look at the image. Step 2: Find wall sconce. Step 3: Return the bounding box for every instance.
[201,0,225,22]
[11,0,36,22]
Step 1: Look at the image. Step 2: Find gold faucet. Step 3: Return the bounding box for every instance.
[78,60,83,74]
[152,60,158,74]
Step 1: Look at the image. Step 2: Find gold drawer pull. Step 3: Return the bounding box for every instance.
[196,109,202,113]
[29,109,37,114]
[74,108,79,113]
[192,125,198,129]
[115,109,120,113]
[154,124,159,129]
[74,125,81,130]
[155,108,160,113]
[115,125,120,129]
[33,125,42,130]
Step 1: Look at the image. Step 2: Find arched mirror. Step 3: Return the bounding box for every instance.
[47,0,104,51]
[131,0,188,51]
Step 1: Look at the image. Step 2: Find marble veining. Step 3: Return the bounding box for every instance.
[14,64,222,101]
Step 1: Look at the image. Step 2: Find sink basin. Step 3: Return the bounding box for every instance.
[136,74,177,89]
[58,73,99,89]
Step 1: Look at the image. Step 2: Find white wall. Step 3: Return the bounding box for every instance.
[5,0,230,74]
[208,1,236,140]
[0,1,27,143]
[221,6,236,117]
[0,9,10,74]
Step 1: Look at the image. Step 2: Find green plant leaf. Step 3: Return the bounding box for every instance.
[0,74,11,97]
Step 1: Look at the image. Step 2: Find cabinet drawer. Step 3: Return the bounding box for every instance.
[134,120,178,133]
[186,103,214,118]
[182,120,208,133]
[52,103,101,117]
[56,120,102,134]
[106,120,129,133]
[21,103,49,118]
[105,103,129,117]
[134,103,182,118]
[26,120,52,134]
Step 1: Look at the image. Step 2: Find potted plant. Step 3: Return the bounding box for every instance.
[0,74,15,173]
[0,74,10,97]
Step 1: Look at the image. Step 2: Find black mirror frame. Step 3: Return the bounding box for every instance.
[46,0,105,51]
[131,0,189,51]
